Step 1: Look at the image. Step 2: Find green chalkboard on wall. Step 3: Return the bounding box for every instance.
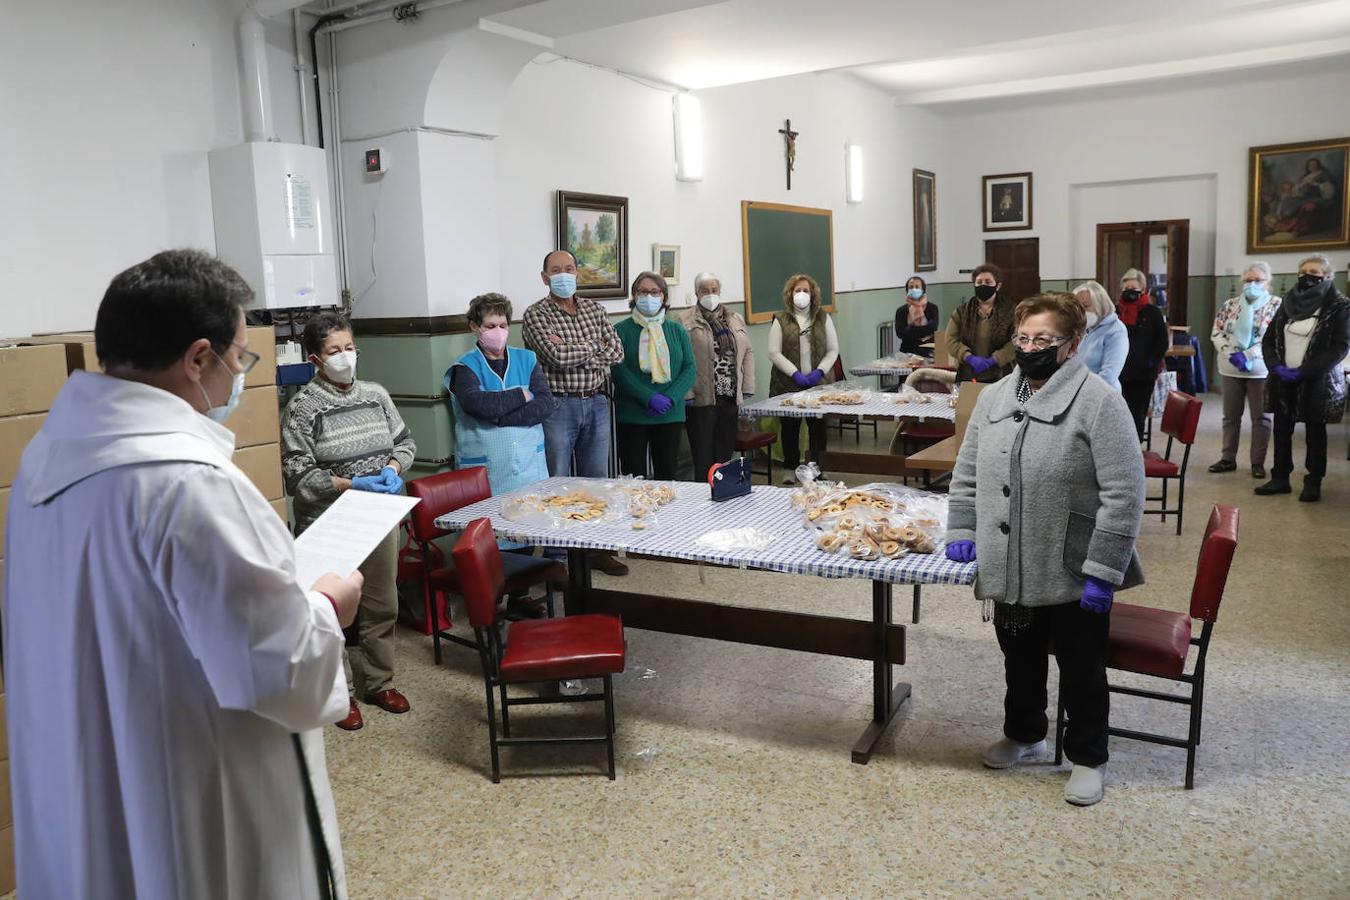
[740,201,835,325]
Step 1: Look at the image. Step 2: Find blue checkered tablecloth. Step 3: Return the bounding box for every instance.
[434,477,976,587]
[740,391,956,422]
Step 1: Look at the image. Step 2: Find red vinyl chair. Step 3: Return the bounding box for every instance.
[453,518,625,782]
[1056,504,1239,789]
[1143,390,1202,535]
[406,467,565,664]
[734,428,777,484]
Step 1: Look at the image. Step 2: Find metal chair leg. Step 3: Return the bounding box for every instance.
[912,585,921,624]
[485,682,501,783]
[603,674,617,780]
[1054,687,1066,766]
[500,682,511,737]
[1176,476,1185,535]
[1161,478,1170,525]
[766,451,773,486]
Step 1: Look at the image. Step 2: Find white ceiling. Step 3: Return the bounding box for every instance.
[485,0,1350,103]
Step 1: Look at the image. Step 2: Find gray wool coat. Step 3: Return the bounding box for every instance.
[947,358,1146,608]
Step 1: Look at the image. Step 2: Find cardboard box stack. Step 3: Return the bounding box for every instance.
[0,341,67,895]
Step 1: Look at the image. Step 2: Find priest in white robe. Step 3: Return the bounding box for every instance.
[2,250,364,899]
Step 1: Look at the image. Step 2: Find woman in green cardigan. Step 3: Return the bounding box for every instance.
[612,270,697,480]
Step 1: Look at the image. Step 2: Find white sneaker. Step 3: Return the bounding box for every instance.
[982,737,1047,769]
[1064,764,1105,806]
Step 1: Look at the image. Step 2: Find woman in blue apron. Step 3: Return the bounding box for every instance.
[446,293,555,612]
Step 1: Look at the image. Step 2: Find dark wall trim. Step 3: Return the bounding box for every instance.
[352,314,470,336]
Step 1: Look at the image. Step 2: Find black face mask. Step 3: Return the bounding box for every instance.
[974,284,998,301]
[1296,273,1325,292]
[1121,289,1143,303]
[1015,345,1065,381]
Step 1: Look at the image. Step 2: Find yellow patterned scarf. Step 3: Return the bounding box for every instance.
[633,310,671,383]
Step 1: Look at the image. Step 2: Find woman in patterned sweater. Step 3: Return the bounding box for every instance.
[282,311,417,732]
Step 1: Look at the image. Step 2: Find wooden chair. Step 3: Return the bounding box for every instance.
[1056,505,1239,789]
[453,518,625,782]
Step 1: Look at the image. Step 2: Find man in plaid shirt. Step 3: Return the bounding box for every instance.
[523,249,629,575]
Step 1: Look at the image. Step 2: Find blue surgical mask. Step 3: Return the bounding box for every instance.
[199,352,246,424]
[635,294,664,317]
[906,288,924,301]
[549,272,577,299]
[1243,282,1267,301]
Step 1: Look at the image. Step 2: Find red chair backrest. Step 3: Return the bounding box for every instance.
[451,517,505,630]
[406,467,491,543]
[1161,391,1202,444]
[1190,504,1239,622]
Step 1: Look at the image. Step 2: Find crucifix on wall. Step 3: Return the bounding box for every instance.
[778,118,798,190]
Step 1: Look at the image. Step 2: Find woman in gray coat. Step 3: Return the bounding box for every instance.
[946,292,1145,807]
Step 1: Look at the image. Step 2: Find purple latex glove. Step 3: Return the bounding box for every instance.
[1080,575,1114,614]
[945,540,976,563]
[1228,351,1250,373]
[1273,364,1303,383]
[646,393,674,416]
[791,371,812,389]
[967,355,996,375]
[807,368,826,386]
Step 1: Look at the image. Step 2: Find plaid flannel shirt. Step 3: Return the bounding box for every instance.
[521,294,626,395]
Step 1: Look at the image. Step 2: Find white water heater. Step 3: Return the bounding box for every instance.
[209,142,338,310]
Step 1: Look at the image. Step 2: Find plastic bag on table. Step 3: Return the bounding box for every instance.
[501,481,626,527]
[693,527,778,553]
[801,482,947,558]
[779,380,874,409]
[788,462,843,511]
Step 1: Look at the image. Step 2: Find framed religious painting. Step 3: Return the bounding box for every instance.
[912,169,936,272]
[555,190,629,299]
[1247,137,1350,254]
[982,172,1032,231]
[652,243,681,285]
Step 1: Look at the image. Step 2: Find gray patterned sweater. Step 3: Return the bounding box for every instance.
[281,376,416,532]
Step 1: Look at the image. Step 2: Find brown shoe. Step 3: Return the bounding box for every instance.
[366,688,411,714]
[335,698,363,731]
[589,550,629,577]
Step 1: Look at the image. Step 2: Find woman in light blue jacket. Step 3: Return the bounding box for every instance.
[1072,281,1128,391]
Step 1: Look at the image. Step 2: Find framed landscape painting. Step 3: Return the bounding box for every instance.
[982,172,1033,231]
[912,169,936,272]
[556,191,629,298]
[1248,137,1350,253]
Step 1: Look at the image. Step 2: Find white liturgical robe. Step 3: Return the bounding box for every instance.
[2,371,349,899]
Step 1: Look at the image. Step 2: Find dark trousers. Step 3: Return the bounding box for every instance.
[1120,379,1152,441]
[616,421,685,481]
[995,601,1111,767]
[780,416,827,470]
[1272,412,1328,480]
[686,398,739,481]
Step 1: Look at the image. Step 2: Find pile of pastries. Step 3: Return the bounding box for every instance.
[507,489,608,522]
[617,481,676,528]
[782,389,866,408]
[869,353,926,370]
[792,485,943,559]
[816,519,936,559]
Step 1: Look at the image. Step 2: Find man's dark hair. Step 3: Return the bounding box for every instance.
[302,311,354,358]
[541,249,577,273]
[94,249,251,371]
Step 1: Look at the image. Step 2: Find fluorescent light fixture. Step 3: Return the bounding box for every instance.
[673,93,704,182]
[846,143,864,203]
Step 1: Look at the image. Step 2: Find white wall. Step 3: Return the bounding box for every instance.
[492,59,948,313]
[0,0,313,338]
[929,62,1350,282]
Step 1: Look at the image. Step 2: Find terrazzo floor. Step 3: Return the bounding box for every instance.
[326,400,1349,898]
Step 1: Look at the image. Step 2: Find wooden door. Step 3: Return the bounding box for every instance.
[1095,220,1190,325]
[983,237,1040,303]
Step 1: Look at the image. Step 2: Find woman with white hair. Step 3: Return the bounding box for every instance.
[1072,280,1127,390]
[1115,267,1169,440]
[1209,262,1281,478]
[682,271,755,480]
[1254,254,1350,502]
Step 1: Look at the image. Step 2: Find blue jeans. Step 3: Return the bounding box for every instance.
[542,394,612,478]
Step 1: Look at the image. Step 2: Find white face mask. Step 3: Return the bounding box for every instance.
[699,293,721,311]
[323,350,357,384]
[792,291,811,310]
[200,367,246,424]
[1085,311,1100,330]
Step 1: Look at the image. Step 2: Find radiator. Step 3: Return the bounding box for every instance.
[874,321,901,389]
